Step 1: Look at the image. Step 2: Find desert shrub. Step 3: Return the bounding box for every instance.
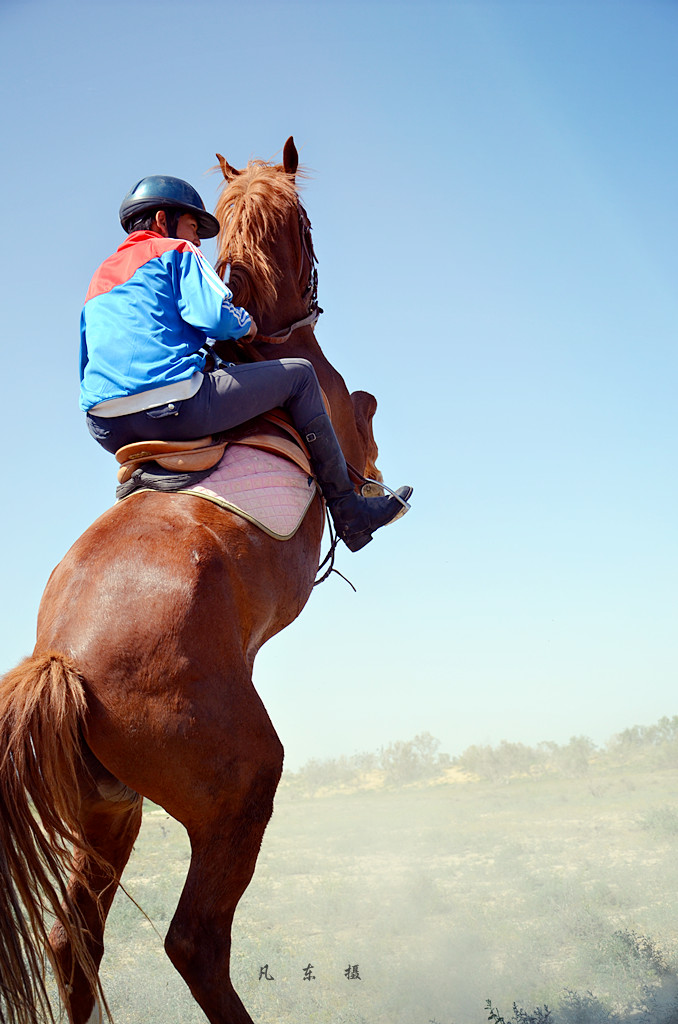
[293,754,358,794]
[455,735,598,782]
[547,736,596,778]
[637,805,678,837]
[557,979,678,1024]
[485,999,552,1024]
[378,732,450,785]
[608,716,678,767]
[556,989,619,1024]
[605,929,670,977]
[456,741,546,782]
[290,733,450,792]
[483,933,675,1024]
[577,930,677,1021]
[350,750,378,773]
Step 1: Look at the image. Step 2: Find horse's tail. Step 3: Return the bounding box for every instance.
[0,650,108,1024]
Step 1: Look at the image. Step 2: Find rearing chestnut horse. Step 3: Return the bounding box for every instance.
[0,138,382,1024]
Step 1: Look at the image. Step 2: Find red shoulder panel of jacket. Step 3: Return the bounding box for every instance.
[85,232,195,302]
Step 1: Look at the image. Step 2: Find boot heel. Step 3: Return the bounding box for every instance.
[341,528,374,552]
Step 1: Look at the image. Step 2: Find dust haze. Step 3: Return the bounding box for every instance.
[96,723,678,1023]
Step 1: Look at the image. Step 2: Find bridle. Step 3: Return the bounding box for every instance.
[256,200,323,345]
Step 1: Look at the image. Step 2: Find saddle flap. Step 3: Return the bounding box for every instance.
[115,436,215,465]
[116,438,227,484]
[154,445,228,472]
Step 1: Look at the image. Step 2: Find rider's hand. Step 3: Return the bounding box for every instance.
[241,320,258,342]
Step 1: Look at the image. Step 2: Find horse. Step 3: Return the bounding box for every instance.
[0,137,383,1024]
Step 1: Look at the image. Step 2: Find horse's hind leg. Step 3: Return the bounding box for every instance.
[164,735,283,1024]
[49,756,143,1024]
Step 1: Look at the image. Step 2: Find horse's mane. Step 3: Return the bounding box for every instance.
[213,160,303,315]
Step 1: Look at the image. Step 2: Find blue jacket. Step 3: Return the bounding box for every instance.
[80,231,252,412]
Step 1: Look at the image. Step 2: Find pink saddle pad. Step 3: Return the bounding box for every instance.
[178,444,318,540]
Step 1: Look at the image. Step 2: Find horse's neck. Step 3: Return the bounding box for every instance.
[226,204,368,472]
[255,328,366,471]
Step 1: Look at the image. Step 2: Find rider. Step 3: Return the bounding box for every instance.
[80,175,412,552]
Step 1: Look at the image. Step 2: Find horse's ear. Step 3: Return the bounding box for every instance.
[216,153,239,181]
[283,136,298,176]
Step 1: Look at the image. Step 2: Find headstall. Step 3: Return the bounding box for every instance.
[256,201,323,344]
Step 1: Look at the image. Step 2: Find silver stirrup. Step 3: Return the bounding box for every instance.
[361,478,412,522]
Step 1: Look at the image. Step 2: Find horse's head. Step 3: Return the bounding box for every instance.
[213,137,317,340]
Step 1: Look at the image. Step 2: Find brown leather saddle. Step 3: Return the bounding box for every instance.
[115,409,313,485]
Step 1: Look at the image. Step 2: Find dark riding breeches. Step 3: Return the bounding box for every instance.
[86,358,326,455]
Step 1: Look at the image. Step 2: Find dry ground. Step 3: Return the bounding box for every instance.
[97,764,678,1023]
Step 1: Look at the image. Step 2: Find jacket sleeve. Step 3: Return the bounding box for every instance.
[173,244,253,340]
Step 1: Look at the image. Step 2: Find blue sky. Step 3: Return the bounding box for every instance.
[1,0,676,770]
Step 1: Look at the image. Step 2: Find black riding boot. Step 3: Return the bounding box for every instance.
[302,414,412,552]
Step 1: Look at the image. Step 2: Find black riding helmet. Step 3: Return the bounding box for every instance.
[119,175,220,238]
